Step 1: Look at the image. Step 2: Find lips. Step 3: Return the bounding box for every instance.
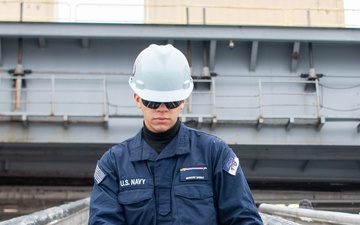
[154,117,168,122]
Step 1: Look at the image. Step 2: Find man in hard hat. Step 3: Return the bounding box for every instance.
[88,44,263,225]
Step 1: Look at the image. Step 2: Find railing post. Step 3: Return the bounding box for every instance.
[211,78,216,118]
[258,79,263,118]
[14,77,22,110]
[102,77,109,129]
[102,77,108,116]
[51,75,55,116]
[314,79,321,118]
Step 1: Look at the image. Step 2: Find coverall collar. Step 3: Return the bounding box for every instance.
[130,122,190,162]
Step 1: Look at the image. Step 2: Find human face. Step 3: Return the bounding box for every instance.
[134,93,184,133]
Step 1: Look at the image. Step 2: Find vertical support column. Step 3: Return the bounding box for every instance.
[202,41,209,76]
[209,40,217,72]
[290,42,300,72]
[250,41,259,72]
[102,77,109,129]
[187,40,192,72]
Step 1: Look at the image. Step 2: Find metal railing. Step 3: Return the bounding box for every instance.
[211,78,321,122]
[259,203,360,225]
[258,79,321,118]
[1,74,359,130]
[0,74,109,126]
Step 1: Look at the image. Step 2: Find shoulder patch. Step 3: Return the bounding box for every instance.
[223,152,239,176]
[94,164,106,184]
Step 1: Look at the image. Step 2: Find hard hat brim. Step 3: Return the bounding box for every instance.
[129,78,193,102]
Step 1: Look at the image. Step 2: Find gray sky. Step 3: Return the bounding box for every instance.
[344,0,360,27]
[57,0,144,23]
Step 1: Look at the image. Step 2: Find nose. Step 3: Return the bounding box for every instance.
[156,103,168,111]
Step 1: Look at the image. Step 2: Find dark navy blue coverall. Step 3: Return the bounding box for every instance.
[89,123,263,225]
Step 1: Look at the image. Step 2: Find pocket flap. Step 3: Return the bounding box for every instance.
[174,185,213,199]
[118,189,153,205]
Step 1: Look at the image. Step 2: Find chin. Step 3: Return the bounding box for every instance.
[153,125,171,133]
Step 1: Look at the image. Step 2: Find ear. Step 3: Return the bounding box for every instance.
[180,100,185,110]
[134,93,142,108]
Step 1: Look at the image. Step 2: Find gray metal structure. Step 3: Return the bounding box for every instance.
[1,22,360,191]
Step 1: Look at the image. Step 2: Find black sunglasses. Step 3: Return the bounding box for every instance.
[141,99,182,109]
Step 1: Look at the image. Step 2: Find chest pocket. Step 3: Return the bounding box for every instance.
[118,189,155,224]
[174,184,217,224]
[118,189,153,204]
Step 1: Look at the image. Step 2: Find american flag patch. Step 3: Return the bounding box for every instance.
[94,164,106,184]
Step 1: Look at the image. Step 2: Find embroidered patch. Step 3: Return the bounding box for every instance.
[94,164,106,184]
[180,166,208,181]
[120,178,147,187]
[223,152,239,176]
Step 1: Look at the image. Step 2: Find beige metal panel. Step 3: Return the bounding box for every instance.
[284,0,345,27]
[145,0,345,27]
[144,0,187,24]
[0,1,21,21]
[22,0,56,22]
[0,0,56,22]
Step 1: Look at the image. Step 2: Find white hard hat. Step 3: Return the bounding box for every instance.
[129,44,193,102]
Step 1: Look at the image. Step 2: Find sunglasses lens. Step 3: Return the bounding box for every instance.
[142,99,182,109]
[142,99,160,109]
[165,101,182,109]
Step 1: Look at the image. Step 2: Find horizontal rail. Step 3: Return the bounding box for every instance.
[1,75,359,131]
[0,75,109,122]
[259,203,360,225]
[0,197,90,225]
[259,213,301,225]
